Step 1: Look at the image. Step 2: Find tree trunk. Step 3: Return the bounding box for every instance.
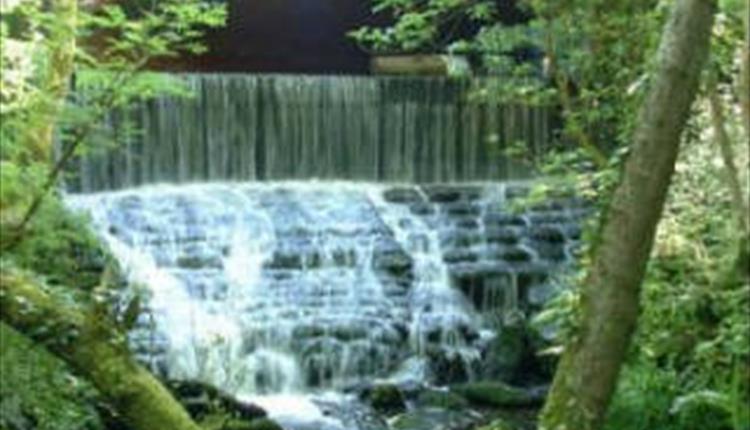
[538,1,716,429]
[740,1,750,145]
[708,83,749,236]
[0,269,202,430]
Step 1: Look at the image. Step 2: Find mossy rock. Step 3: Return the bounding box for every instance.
[415,389,469,410]
[200,415,282,430]
[476,418,514,430]
[451,382,543,407]
[392,408,481,430]
[230,418,283,430]
[368,383,407,415]
[0,324,104,430]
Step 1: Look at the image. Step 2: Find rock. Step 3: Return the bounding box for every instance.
[384,188,423,204]
[451,382,546,407]
[423,186,463,203]
[483,213,529,228]
[391,408,482,430]
[563,223,582,240]
[442,249,479,265]
[428,349,474,385]
[372,240,413,279]
[243,418,285,430]
[367,384,406,416]
[410,203,435,216]
[165,380,267,421]
[481,324,527,382]
[264,250,304,270]
[526,212,569,224]
[439,230,481,249]
[528,226,566,244]
[532,243,567,262]
[485,228,521,245]
[201,416,285,430]
[500,247,535,263]
[176,253,221,269]
[453,217,480,230]
[476,419,514,430]
[443,203,481,216]
[415,389,469,410]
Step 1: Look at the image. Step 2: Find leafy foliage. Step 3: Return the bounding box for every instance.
[349,0,497,53]
[356,1,748,428]
[1,2,225,429]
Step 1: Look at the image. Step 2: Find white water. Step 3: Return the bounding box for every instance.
[67,180,579,429]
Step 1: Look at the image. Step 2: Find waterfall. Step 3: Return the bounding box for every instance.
[64,73,576,429]
[66,181,584,397]
[70,74,554,192]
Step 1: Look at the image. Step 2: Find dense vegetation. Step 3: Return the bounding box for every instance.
[354,0,748,428]
[1,0,749,429]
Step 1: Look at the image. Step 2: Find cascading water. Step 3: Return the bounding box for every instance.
[69,74,553,192]
[66,181,585,429]
[64,73,581,430]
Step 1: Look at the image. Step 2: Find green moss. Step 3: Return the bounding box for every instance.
[369,384,406,415]
[6,197,115,293]
[476,419,514,430]
[451,382,539,408]
[202,417,282,430]
[0,323,103,430]
[416,389,469,410]
[242,418,284,430]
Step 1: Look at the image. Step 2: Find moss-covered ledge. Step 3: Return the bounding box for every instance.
[0,267,202,430]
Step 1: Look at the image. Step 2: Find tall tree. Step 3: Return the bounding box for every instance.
[1,1,225,429]
[539,0,717,429]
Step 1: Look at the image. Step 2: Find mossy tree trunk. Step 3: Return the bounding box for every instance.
[708,80,750,280]
[0,269,202,430]
[538,0,716,429]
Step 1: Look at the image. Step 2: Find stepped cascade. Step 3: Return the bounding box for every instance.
[70,74,554,192]
[65,73,578,429]
[67,182,584,397]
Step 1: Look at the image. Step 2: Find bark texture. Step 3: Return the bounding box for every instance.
[0,269,202,430]
[538,1,716,429]
[708,84,749,236]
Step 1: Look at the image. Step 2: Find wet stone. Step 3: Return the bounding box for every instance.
[383,188,423,204]
[517,271,549,290]
[176,254,222,269]
[442,249,479,265]
[422,186,463,203]
[529,225,566,244]
[372,241,413,279]
[501,247,535,263]
[449,264,511,293]
[528,200,566,212]
[264,251,304,270]
[439,230,481,249]
[485,227,521,245]
[563,224,583,240]
[331,249,357,266]
[443,203,481,217]
[483,213,529,228]
[527,212,570,224]
[533,243,567,262]
[410,202,435,216]
[453,217,480,230]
